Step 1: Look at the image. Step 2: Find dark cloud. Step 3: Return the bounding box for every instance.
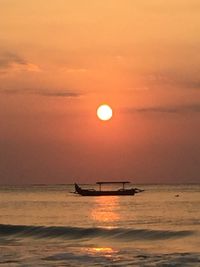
[146,71,200,90]
[36,89,81,98]
[0,52,27,69]
[0,51,81,98]
[0,88,82,98]
[126,104,200,114]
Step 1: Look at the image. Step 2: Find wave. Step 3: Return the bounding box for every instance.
[0,224,194,241]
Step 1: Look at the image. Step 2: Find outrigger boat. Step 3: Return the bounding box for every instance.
[74,181,144,196]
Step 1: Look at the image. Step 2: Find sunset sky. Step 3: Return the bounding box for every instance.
[0,0,200,184]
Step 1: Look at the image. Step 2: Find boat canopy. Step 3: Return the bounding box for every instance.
[96,181,130,190]
[96,181,130,184]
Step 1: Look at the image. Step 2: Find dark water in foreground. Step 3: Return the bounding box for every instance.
[0,184,199,266]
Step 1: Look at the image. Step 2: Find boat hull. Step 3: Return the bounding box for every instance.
[74,183,137,196]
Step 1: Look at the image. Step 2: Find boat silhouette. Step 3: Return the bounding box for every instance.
[74,181,144,196]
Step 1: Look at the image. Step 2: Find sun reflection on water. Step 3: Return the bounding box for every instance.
[83,247,118,258]
[90,196,120,225]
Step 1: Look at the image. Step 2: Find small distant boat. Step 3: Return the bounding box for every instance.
[74,181,144,196]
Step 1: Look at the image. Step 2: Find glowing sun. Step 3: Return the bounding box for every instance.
[97,104,113,121]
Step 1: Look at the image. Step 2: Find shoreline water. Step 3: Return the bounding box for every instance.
[0,184,199,266]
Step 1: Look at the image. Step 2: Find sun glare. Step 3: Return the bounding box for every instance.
[97,104,113,121]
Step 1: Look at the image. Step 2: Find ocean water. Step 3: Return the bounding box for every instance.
[0,184,200,266]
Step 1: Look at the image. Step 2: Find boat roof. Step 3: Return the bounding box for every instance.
[96,181,130,184]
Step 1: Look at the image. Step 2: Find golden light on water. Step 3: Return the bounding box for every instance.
[90,196,120,223]
[82,246,118,258]
[97,104,113,121]
[93,247,112,252]
[83,247,117,258]
[87,247,114,253]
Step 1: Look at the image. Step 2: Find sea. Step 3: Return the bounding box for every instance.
[0,184,199,267]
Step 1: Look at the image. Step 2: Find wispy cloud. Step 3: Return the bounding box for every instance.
[0,52,26,68]
[145,71,200,90]
[0,52,40,73]
[0,88,82,98]
[36,90,81,97]
[125,104,200,114]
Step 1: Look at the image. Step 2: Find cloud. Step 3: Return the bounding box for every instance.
[0,88,82,98]
[0,52,26,68]
[0,51,81,98]
[145,71,200,90]
[126,104,200,114]
[36,89,81,97]
[0,52,40,73]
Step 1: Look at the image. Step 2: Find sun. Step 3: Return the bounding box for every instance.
[97,104,113,121]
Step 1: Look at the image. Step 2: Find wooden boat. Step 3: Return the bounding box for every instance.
[74,181,144,196]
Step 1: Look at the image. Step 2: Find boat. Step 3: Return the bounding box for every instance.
[74,181,144,196]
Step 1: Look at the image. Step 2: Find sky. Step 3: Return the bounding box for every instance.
[0,0,200,184]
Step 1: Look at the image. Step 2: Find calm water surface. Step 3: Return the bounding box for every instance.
[0,184,200,266]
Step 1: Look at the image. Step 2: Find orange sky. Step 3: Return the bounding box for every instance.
[0,1,200,184]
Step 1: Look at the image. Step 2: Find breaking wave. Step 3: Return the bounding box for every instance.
[0,224,194,241]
